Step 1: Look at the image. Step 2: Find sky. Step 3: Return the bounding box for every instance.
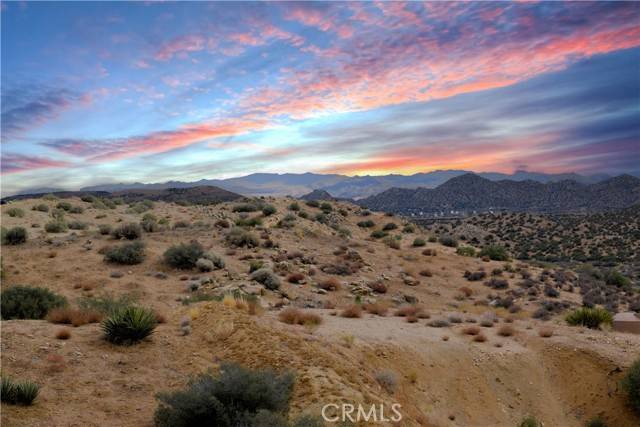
[1,1,639,194]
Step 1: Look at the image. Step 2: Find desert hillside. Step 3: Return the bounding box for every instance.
[1,195,639,426]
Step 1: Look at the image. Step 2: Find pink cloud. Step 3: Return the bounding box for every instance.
[154,34,206,61]
[1,153,71,174]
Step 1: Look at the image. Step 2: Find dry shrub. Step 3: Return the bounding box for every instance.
[323,300,336,309]
[395,305,429,318]
[317,277,341,291]
[368,281,387,294]
[442,335,450,341]
[45,354,66,374]
[458,286,473,297]
[497,325,515,337]
[422,248,437,256]
[363,302,388,316]
[46,307,102,326]
[55,328,71,340]
[462,326,481,335]
[341,304,362,318]
[154,311,167,324]
[287,272,305,284]
[538,327,554,338]
[473,333,487,342]
[278,308,322,326]
[406,315,418,323]
[419,269,433,277]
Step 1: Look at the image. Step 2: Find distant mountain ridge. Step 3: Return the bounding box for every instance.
[359,173,640,214]
[69,169,615,200]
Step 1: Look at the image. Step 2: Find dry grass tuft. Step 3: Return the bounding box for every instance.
[55,328,71,340]
[394,305,429,318]
[472,333,487,342]
[497,325,515,337]
[462,326,481,335]
[363,302,388,316]
[340,304,363,318]
[538,327,554,338]
[287,272,305,284]
[317,277,341,291]
[46,307,102,327]
[278,308,322,326]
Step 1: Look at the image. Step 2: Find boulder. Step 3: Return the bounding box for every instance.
[612,312,640,334]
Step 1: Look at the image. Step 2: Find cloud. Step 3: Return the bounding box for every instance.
[154,34,206,61]
[1,153,71,174]
[1,86,90,141]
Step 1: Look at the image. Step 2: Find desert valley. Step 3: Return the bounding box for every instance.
[1,173,639,426]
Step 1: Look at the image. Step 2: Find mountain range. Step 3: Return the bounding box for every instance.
[358,173,640,214]
[43,169,616,200]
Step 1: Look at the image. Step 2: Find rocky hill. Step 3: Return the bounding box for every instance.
[360,173,640,214]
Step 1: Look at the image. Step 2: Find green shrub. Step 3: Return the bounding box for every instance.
[56,201,72,211]
[68,220,87,230]
[585,417,606,427]
[233,203,259,213]
[518,417,540,427]
[306,200,320,208]
[382,222,397,231]
[69,206,84,214]
[202,252,225,269]
[164,241,205,269]
[154,362,294,427]
[605,270,630,288]
[4,227,27,245]
[141,217,159,232]
[370,230,388,239]
[98,224,112,235]
[235,217,262,227]
[45,220,68,233]
[251,268,281,290]
[314,213,328,224]
[288,202,300,211]
[262,204,277,216]
[173,220,190,229]
[621,358,640,415]
[226,227,259,248]
[479,245,509,261]
[277,214,296,229]
[357,220,375,228]
[1,286,67,319]
[412,237,426,247]
[105,241,146,265]
[1,378,39,405]
[80,195,96,203]
[102,306,157,345]
[456,246,476,257]
[402,224,416,233]
[566,307,612,329]
[249,260,264,273]
[298,211,309,219]
[32,203,49,212]
[439,235,458,248]
[6,207,24,218]
[320,202,332,213]
[382,236,400,250]
[112,223,142,240]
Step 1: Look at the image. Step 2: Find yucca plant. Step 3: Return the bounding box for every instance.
[1,377,39,405]
[102,306,157,345]
[565,307,612,329]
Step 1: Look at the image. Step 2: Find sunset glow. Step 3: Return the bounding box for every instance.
[2,1,639,194]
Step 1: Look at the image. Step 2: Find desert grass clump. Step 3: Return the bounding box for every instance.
[479,245,509,261]
[357,220,375,228]
[565,307,612,329]
[226,227,259,248]
[154,362,294,427]
[375,370,398,394]
[102,306,157,345]
[382,235,401,250]
[538,327,554,338]
[250,268,281,290]
[621,358,640,415]
[278,308,322,326]
[518,416,541,427]
[56,201,72,211]
[462,325,481,335]
[98,224,112,235]
[472,333,487,343]
[1,286,67,320]
[105,241,146,265]
[232,203,259,212]
[68,220,87,230]
[3,227,27,245]
[55,328,72,340]
[112,222,142,240]
[45,218,68,233]
[32,203,49,212]
[1,377,39,405]
[317,277,341,291]
[456,246,476,257]
[261,204,277,216]
[164,241,205,269]
[341,304,363,318]
[427,319,450,328]
[6,207,25,218]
